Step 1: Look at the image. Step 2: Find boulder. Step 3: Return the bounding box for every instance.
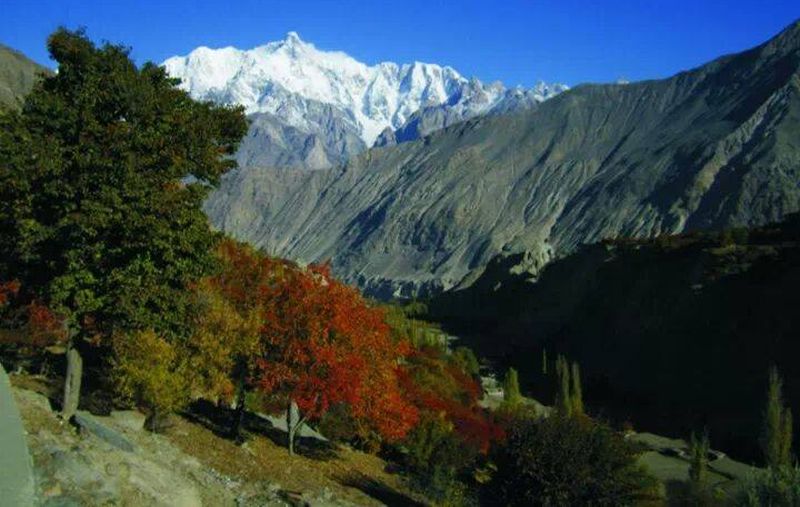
[73,411,135,452]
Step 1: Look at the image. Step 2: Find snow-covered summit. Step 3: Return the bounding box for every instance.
[163,32,567,145]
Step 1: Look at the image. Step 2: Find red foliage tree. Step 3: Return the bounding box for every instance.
[1,281,66,350]
[198,241,417,453]
[399,346,503,455]
[254,262,418,454]
[26,301,68,348]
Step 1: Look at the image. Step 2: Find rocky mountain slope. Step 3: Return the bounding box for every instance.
[0,44,48,109]
[374,81,566,147]
[205,20,800,297]
[235,110,366,171]
[163,32,565,169]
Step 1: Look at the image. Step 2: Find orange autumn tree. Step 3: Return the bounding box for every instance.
[188,239,416,451]
[186,239,268,439]
[254,262,418,455]
[399,345,503,455]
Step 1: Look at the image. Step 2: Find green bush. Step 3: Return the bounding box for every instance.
[452,346,480,378]
[402,413,479,505]
[485,414,662,506]
[737,465,800,506]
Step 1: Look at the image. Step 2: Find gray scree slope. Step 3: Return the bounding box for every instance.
[206,21,800,298]
[0,43,49,109]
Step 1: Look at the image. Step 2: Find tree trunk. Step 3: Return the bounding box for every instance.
[150,407,159,432]
[61,339,83,420]
[288,423,296,456]
[287,400,304,456]
[230,373,246,442]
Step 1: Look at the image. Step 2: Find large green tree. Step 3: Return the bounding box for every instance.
[0,28,246,418]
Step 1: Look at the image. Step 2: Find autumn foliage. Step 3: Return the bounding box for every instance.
[185,242,265,404]
[1,280,66,349]
[194,240,418,447]
[399,346,503,454]
[26,300,67,347]
[253,261,418,442]
[111,329,190,424]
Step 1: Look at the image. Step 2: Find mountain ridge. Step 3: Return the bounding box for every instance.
[205,20,800,298]
[162,32,567,165]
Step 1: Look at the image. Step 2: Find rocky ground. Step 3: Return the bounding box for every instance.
[10,371,760,506]
[10,374,424,507]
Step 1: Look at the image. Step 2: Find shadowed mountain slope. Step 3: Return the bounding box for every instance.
[429,213,800,462]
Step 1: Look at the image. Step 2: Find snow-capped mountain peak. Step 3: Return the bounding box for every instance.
[162,33,567,145]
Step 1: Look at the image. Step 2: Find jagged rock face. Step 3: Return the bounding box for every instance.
[162,33,565,169]
[385,82,567,146]
[0,44,48,109]
[206,21,800,297]
[236,109,366,171]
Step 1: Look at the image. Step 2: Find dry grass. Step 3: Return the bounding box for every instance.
[9,373,65,435]
[8,371,427,505]
[165,413,427,505]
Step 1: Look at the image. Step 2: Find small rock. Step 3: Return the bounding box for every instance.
[144,412,175,433]
[11,385,53,413]
[109,410,146,432]
[105,461,130,480]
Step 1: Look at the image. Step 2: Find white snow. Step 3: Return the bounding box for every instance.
[162,32,567,145]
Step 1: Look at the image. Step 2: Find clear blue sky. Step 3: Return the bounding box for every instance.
[2,0,799,86]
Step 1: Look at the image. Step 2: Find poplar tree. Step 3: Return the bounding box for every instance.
[503,367,522,405]
[555,355,572,416]
[570,361,584,416]
[761,366,794,469]
[689,430,709,487]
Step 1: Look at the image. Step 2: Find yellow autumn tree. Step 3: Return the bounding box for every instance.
[111,329,190,430]
[183,239,275,439]
[187,279,261,402]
